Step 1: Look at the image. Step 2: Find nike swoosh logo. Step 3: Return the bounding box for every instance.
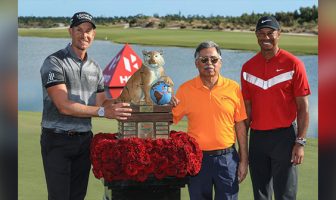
[261,19,272,23]
[276,69,283,72]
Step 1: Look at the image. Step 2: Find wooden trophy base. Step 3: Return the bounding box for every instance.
[117,104,173,139]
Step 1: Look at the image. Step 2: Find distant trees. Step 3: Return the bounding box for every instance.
[296,5,318,24]
[18,16,69,28]
[18,6,318,34]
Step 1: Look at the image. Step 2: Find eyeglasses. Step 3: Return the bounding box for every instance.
[197,56,221,64]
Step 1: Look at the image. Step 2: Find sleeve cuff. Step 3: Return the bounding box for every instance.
[45,81,65,88]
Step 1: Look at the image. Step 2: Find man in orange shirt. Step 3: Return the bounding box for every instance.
[171,41,248,200]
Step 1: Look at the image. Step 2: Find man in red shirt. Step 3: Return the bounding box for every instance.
[241,16,310,200]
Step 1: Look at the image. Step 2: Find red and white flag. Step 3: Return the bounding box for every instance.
[103,44,142,98]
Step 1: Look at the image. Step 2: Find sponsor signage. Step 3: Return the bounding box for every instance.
[103,44,142,98]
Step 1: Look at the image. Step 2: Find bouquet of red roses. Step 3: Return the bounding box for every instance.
[90,131,202,182]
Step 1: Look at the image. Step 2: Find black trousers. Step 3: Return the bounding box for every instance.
[40,129,93,200]
[188,147,239,200]
[249,125,297,200]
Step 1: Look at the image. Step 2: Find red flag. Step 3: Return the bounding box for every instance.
[103,44,142,98]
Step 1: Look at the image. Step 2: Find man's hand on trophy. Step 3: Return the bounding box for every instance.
[169,96,180,107]
[104,102,132,120]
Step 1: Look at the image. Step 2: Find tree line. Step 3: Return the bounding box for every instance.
[19,5,317,34]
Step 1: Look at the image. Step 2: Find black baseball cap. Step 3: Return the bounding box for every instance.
[256,16,280,31]
[70,11,96,29]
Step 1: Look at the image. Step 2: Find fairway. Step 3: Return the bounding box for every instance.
[18,27,317,55]
[19,111,317,200]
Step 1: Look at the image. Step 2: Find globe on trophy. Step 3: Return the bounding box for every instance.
[150,81,173,105]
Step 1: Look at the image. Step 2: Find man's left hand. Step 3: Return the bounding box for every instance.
[238,160,248,183]
[291,144,305,165]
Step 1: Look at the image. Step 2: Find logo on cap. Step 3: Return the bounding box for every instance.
[76,13,93,21]
[261,19,272,24]
[70,12,96,28]
[256,16,280,31]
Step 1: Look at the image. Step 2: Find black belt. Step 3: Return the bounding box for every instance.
[251,124,293,133]
[202,146,235,156]
[42,128,91,136]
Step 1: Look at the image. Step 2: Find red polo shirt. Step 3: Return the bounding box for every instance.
[241,49,311,130]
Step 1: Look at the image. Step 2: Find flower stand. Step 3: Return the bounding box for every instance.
[91,105,202,200]
[103,176,188,200]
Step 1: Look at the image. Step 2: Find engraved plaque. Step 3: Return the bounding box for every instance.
[138,122,154,138]
[156,134,169,139]
[123,135,136,138]
[139,105,154,112]
[123,130,136,135]
[156,130,169,135]
[124,126,136,131]
[156,122,169,126]
[124,122,136,126]
[156,125,168,131]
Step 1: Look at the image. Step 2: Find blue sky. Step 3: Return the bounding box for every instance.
[19,0,318,17]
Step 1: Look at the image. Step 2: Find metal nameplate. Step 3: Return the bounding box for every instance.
[156,125,168,131]
[123,126,136,131]
[138,122,154,138]
[156,135,169,139]
[122,135,137,138]
[156,122,169,126]
[122,130,136,135]
[139,105,154,112]
[156,130,169,135]
[123,122,136,126]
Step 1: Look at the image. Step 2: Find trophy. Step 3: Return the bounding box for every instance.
[116,50,174,139]
[102,50,189,200]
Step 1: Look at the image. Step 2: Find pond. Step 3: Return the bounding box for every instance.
[18,37,318,137]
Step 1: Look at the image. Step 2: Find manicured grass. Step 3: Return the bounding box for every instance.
[18,27,317,55]
[18,111,317,200]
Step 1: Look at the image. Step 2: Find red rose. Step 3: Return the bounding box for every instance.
[90,131,202,182]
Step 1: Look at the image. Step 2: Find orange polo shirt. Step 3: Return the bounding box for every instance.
[173,75,247,151]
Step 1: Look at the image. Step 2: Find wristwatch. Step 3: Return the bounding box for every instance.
[97,107,105,117]
[295,137,307,146]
